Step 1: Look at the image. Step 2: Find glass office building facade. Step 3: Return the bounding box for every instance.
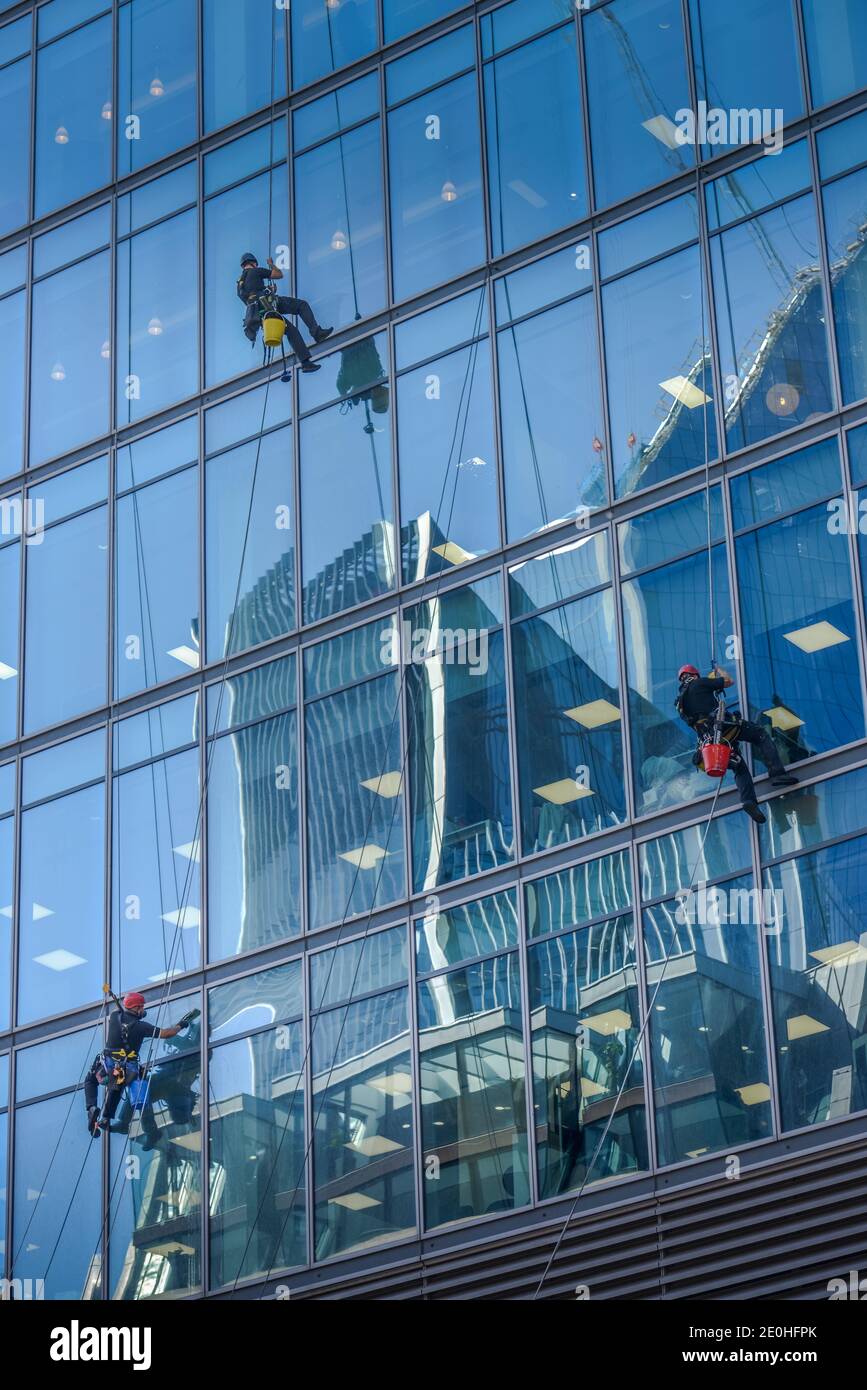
[1,0,867,1300]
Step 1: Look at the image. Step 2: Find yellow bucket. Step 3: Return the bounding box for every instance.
[262,315,285,348]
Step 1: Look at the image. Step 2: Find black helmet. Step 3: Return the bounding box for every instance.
[240,252,257,267]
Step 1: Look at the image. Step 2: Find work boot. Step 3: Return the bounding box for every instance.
[137,1132,162,1153]
[87,1106,101,1138]
[313,326,333,343]
[280,369,292,383]
[743,801,767,825]
[770,772,798,787]
[300,360,321,372]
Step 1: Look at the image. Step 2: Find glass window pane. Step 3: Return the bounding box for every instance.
[384,0,463,44]
[817,109,867,182]
[291,0,377,88]
[30,252,111,465]
[114,692,198,769]
[209,1023,305,1284]
[509,532,611,615]
[418,955,529,1225]
[803,0,867,107]
[304,614,396,698]
[484,24,587,256]
[600,192,699,279]
[300,390,395,624]
[640,812,751,900]
[396,285,489,370]
[294,118,386,331]
[705,141,811,232]
[731,437,841,530]
[415,888,517,974]
[822,164,867,406]
[34,454,107,524]
[209,959,302,1040]
[760,765,867,862]
[34,206,109,278]
[203,0,287,133]
[117,417,197,492]
[0,540,19,743]
[204,119,285,194]
[118,0,198,176]
[498,294,606,541]
[0,14,29,64]
[0,57,31,236]
[207,652,295,735]
[23,728,104,805]
[25,504,107,732]
[644,878,772,1165]
[737,503,864,760]
[208,711,300,960]
[388,73,484,302]
[618,486,723,576]
[35,17,111,217]
[529,916,648,1196]
[525,853,633,941]
[117,162,197,235]
[14,1092,100,1297]
[18,781,104,1023]
[39,0,107,43]
[765,837,867,1130]
[0,816,12,1032]
[313,987,414,1257]
[311,925,407,1010]
[112,747,201,988]
[206,425,294,661]
[294,75,378,151]
[710,195,834,453]
[117,209,199,425]
[495,241,593,324]
[689,0,803,152]
[116,467,200,696]
[604,244,717,498]
[585,0,693,210]
[513,588,626,853]
[305,671,405,931]
[205,377,291,455]
[298,329,388,415]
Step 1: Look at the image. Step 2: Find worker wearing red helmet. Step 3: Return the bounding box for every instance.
[675,664,797,824]
[84,991,194,1140]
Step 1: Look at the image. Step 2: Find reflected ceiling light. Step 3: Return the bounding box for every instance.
[161,906,201,929]
[369,1073,412,1096]
[786,1013,830,1041]
[173,840,201,862]
[642,114,681,149]
[54,126,70,145]
[100,340,111,359]
[735,1082,771,1106]
[360,771,402,798]
[686,1148,708,1158]
[147,1240,196,1256]
[0,906,11,918]
[346,1135,403,1156]
[326,0,342,9]
[533,778,594,805]
[167,644,200,668]
[432,540,477,566]
[328,1191,381,1210]
[508,178,547,209]
[564,699,621,729]
[33,949,87,971]
[101,101,112,120]
[569,191,578,200]
[581,1009,632,1035]
[441,180,458,202]
[0,662,17,680]
[763,704,804,731]
[810,939,867,966]
[50,362,66,381]
[698,1025,709,1032]
[170,1132,202,1151]
[32,902,54,920]
[147,316,164,336]
[783,620,849,653]
[330,228,349,251]
[660,375,712,409]
[580,1076,606,1098]
[149,75,165,97]
[766,382,800,417]
[339,843,387,869]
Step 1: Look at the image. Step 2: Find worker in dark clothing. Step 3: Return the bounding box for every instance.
[84,992,195,1138]
[236,252,332,375]
[675,664,798,825]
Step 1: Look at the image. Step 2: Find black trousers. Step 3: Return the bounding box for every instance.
[244,295,319,360]
[701,718,788,806]
[84,1058,133,1123]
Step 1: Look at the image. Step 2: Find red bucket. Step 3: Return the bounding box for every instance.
[702,742,731,777]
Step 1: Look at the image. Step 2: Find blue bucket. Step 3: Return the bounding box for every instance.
[127,1078,149,1108]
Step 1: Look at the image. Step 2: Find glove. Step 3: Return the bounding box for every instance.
[175,1008,201,1030]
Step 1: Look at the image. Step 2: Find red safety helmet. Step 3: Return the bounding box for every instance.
[123,991,146,1010]
[678,664,700,682]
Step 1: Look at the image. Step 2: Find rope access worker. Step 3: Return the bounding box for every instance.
[675,664,798,825]
[237,252,332,376]
[84,992,197,1139]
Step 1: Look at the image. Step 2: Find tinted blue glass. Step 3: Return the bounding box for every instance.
[498,293,606,541]
[0,290,25,476]
[205,426,295,661]
[117,208,199,426]
[294,118,386,330]
[689,0,803,153]
[117,0,198,176]
[34,455,107,525]
[117,416,198,492]
[298,330,388,414]
[495,242,593,324]
[585,0,693,210]
[823,165,867,405]
[388,73,484,302]
[211,706,301,951]
[18,780,104,1023]
[300,393,395,623]
[0,245,26,296]
[0,58,30,235]
[38,0,108,42]
[117,162,197,235]
[640,813,751,899]
[209,959,302,1039]
[24,504,107,732]
[0,816,12,1030]
[312,924,407,1009]
[509,532,611,615]
[112,747,201,987]
[599,194,698,280]
[294,75,378,150]
[116,466,200,696]
[114,693,199,769]
[817,110,867,181]
[303,615,396,698]
[737,503,863,760]
[618,486,723,575]
[30,252,110,466]
[384,0,462,44]
[291,0,377,88]
[604,244,718,497]
[398,339,498,584]
[204,166,289,387]
[0,15,29,64]
[34,17,111,217]
[705,141,811,231]
[207,652,295,735]
[731,437,841,530]
[203,0,287,133]
[849,420,867,487]
[759,764,867,861]
[204,120,285,194]
[802,0,867,108]
[205,379,291,454]
[415,891,516,974]
[485,25,587,256]
[0,541,18,741]
[34,206,110,277]
[14,1093,100,1296]
[396,286,488,369]
[525,852,633,939]
[23,729,104,805]
[481,0,557,54]
[386,25,471,103]
[711,196,834,453]
[0,760,14,814]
